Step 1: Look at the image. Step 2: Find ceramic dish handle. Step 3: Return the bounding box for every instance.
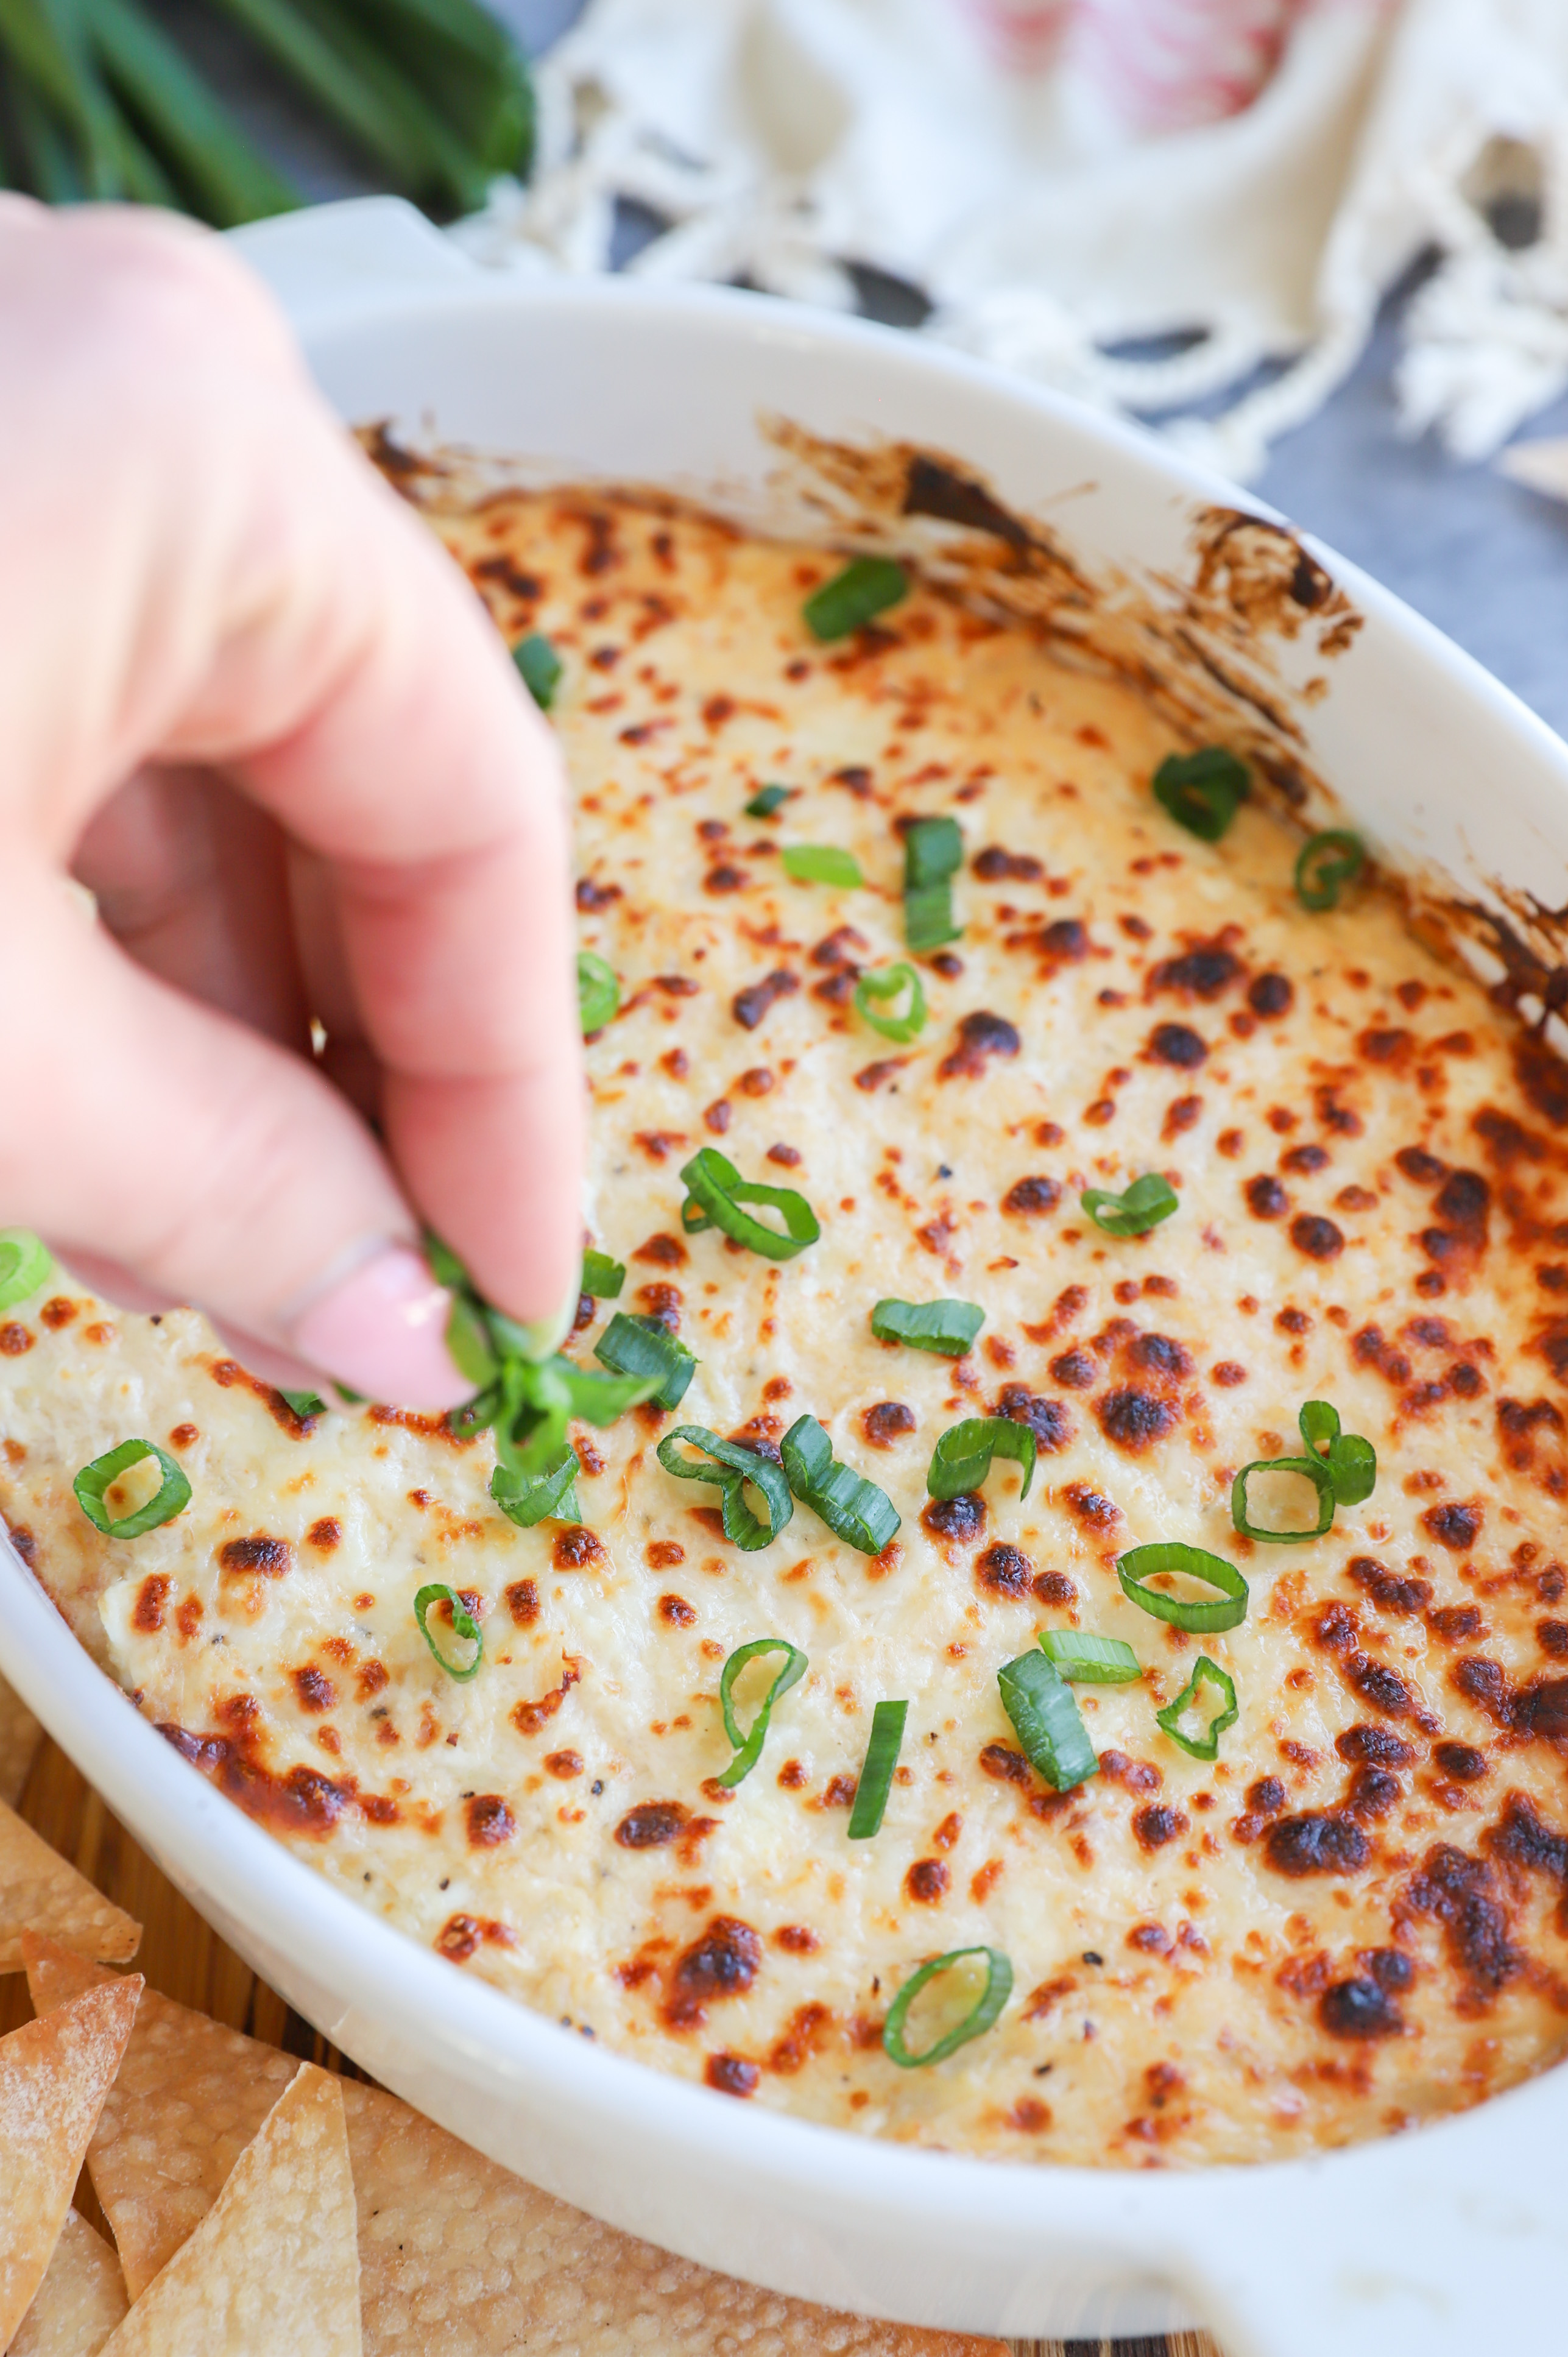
[228,195,481,331]
[1167,2066,1568,2357]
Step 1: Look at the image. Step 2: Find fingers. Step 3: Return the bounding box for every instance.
[0,204,584,1390]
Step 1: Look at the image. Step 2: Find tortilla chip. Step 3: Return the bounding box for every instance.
[0,1670,41,1808]
[23,1935,294,2300]
[0,1801,139,1973]
[97,2064,360,2357]
[0,1977,141,2345]
[9,2209,129,2357]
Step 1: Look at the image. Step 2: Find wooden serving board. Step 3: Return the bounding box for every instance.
[1,1731,1222,2357]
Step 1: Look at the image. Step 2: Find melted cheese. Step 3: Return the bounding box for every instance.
[6,486,1568,2167]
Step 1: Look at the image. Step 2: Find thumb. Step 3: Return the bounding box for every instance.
[4,871,472,1408]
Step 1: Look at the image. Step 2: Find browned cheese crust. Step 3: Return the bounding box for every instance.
[5,485,1568,2168]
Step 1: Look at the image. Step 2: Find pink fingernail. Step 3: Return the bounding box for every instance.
[288,1243,471,1411]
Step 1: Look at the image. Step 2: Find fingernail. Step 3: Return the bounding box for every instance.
[288,1243,471,1411]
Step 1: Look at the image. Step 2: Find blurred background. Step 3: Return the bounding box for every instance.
[5,0,1567,738]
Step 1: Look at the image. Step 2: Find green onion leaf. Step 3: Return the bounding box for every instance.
[997,1649,1098,1792]
[854,962,927,1043]
[413,1581,483,1680]
[593,1312,696,1410]
[1295,829,1364,911]
[927,1416,1036,1504]
[780,844,864,888]
[1156,1655,1238,1761]
[679,1147,821,1263]
[581,1250,626,1299]
[74,1440,191,1540]
[1039,1630,1141,1684]
[490,1443,581,1529]
[848,1698,908,1840]
[902,815,962,953]
[0,1230,52,1314]
[514,632,562,710]
[278,1389,328,1421]
[1297,1398,1377,1505]
[655,1424,793,1552]
[716,1638,807,1786]
[577,950,620,1037]
[744,783,793,818]
[882,1946,1012,2069]
[489,1354,659,1486]
[871,1296,983,1357]
[1152,746,1249,842]
[1116,1542,1249,1633]
[781,1415,900,1554]
[1231,1454,1335,1544]
[333,1382,366,1405]
[802,556,908,643]
[1080,1173,1179,1237]
[445,1292,500,1390]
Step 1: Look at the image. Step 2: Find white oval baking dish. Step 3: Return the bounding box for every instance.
[4,196,1568,2357]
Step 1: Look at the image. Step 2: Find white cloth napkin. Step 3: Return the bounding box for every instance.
[457,0,1568,481]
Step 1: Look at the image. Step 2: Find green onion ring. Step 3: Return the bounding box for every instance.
[927,1417,1036,1503]
[1038,1630,1141,1684]
[0,1230,51,1315]
[853,962,928,1044]
[1156,1655,1239,1761]
[414,1583,484,1681]
[1151,747,1248,843]
[847,1698,908,1840]
[1080,1173,1180,1237]
[490,1444,582,1529]
[1115,1542,1249,1633]
[594,1312,696,1410]
[1298,1398,1377,1505]
[73,1440,191,1540]
[1295,829,1365,911]
[1231,1454,1335,1543]
[882,1946,1013,2069]
[678,1147,820,1263]
[870,1296,982,1356]
[997,1648,1098,1792]
[577,950,620,1037]
[781,1415,900,1553]
[655,1426,793,1552]
[715,1638,808,1787]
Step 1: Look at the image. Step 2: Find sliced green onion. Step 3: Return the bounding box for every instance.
[656,1425,792,1552]
[0,1231,52,1314]
[803,556,908,643]
[414,1581,484,1680]
[997,1649,1098,1792]
[514,632,562,710]
[1152,747,1248,842]
[333,1382,366,1406]
[1295,830,1364,911]
[882,1946,1012,2069]
[73,1440,191,1540]
[1156,1655,1238,1761]
[445,1292,500,1390]
[848,1698,908,1840]
[489,1354,659,1485]
[744,783,793,818]
[871,1297,983,1357]
[490,1443,581,1529]
[927,1417,1035,1504]
[1296,1398,1376,1505]
[1080,1174,1179,1237]
[679,1147,820,1263]
[278,1388,328,1421]
[781,843,864,888]
[782,1415,900,1554]
[716,1638,807,1787]
[1231,1454,1335,1544]
[577,950,620,1037]
[1039,1630,1141,1684]
[854,963,927,1044]
[593,1312,696,1410]
[902,816,962,953]
[1116,1542,1248,1633]
[581,1249,626,1299]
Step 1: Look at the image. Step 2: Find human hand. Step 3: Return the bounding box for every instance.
[0,200,583,1408]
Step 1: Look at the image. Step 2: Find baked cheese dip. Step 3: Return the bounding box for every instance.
[7,479,1568,2170]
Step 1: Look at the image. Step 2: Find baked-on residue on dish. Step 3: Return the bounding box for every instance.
[6,482,1568,2167]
